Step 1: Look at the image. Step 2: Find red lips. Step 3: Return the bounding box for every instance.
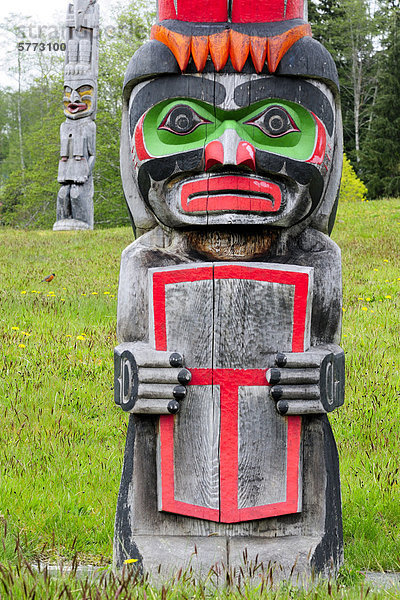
[180,175,282,213]
[67,103,87,114]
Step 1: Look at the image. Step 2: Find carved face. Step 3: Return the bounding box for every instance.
[63,84,95,119]
[129,73,337,230]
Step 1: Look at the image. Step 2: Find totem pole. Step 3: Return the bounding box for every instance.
[54,0,99,231]
[113,0,345,578]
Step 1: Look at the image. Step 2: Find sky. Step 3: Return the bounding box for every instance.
[0,0,125,87]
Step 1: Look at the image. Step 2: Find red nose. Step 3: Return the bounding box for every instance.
[204,140,224,170]
[236,141,256,171]
[204,140,256,171]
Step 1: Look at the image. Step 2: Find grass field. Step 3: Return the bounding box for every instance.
[0,199,399,597]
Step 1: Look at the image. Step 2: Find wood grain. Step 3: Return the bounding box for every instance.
[164,279,214,368]
[173,385,220,509]
[213,277,296,369]
[238,386,287,509]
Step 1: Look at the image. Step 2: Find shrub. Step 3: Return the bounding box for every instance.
[339,153,368,202]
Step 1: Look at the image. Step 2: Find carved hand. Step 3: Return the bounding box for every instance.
[266,345,345,415]
[114,342,191,415]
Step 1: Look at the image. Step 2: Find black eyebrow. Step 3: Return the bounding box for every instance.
[235,77,334,136]
[129,76,226,136]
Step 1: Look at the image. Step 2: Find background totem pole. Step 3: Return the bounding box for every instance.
[114,0,345,577]
[54,0,99,231]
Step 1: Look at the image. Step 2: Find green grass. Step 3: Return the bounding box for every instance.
[331,198,400,572]
[0,228,132,563]
[0,199,399,586]
[0,558,398,599]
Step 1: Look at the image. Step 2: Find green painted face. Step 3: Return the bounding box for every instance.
[142,98,317,162]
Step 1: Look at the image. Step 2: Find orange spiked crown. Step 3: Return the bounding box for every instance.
[123,0,339,96]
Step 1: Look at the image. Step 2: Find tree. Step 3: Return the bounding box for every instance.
[309,0,378,166]
[361,0,400,198]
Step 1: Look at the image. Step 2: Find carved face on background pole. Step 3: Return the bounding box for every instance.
[63,78,96,119]
[129,73,336,230]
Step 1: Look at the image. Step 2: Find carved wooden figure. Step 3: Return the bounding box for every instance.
[54,0,99,231]
[114,0,345,579]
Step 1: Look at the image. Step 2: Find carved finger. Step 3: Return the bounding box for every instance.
[276,399,326,415]
[138,384,175,399]
[275,351,330,369]
[133,349,184,368]
[131,399,181,415]
[270,384,320,400]
[138,367,191,384]
[133,349,171,367]
[266,368,319,385]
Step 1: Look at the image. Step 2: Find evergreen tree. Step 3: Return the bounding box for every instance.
[361,1,400,198]
[309,0,377,167]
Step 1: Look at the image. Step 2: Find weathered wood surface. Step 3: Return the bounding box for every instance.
[237,385,289,508]
[150,262,312,522]
[114,0,345,575]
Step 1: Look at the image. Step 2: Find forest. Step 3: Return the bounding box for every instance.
[0,0,398,229]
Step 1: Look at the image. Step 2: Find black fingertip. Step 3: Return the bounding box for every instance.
[169,352,184,368]
[267,368,281,385]
[167,400,180,414]
[178,368,192,385]
[277,400,289,415]
[275,352,287,367]
[173,385,187,400]
[270,386,283,400]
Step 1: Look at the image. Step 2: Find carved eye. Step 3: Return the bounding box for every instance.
[77,85,92,93]
[158,105,211,135]
[245,106,300,138]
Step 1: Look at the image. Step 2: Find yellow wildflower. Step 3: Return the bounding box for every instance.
[18,344,26,349]
[11,326,19,331]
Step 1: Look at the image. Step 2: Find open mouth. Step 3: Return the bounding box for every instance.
[67,102,87,114]
[180,175,282,214]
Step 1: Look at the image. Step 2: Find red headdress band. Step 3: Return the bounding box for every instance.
[158,0,306,23]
